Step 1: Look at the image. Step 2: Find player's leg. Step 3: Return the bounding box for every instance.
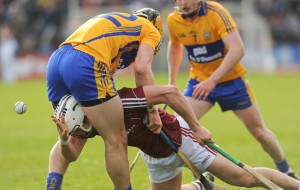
[71,47,131,189]
[151,171,182,190]
[233,102,298,178]
[233,102,284,162]
[207,154,299,189]
[46,143,69,190]
[185,97,213,119]
[215,77,297,179]
[47,45,132,189]
[46,136,87,190]
[82,95,130,190]
[177,118,299,189]
[140,149,184,190]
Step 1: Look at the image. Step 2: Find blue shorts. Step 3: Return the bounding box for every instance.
[47,44,117,106]
[183,77,256,112]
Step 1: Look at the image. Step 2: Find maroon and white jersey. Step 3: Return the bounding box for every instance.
[118,86,182,158]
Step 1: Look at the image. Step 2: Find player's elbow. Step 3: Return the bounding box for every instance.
[237,43,245,57]
[240,47,245,57]
[164,85,181,100]
[133,63,149,76]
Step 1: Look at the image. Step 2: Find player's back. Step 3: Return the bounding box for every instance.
[61,12,160,73]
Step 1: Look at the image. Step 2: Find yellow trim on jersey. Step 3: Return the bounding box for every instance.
[207,3,235,37]
[93,59,117,99]
[242,77,256,103]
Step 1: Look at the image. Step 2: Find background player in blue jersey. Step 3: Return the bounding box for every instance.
[46,8,164,190]
[167,0,298,179]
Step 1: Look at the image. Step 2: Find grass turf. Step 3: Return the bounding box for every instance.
[0,72,299,189]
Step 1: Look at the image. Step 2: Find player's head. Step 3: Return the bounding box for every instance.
[54,95,92,134]
[172,0,201,19]
[134,8,164,54]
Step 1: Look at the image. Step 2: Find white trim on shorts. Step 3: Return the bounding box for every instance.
[140,116,217,184]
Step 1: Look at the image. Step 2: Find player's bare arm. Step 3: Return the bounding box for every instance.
[167,41,183,85]
[142,85,212,144]
[134,43,156,87]
[192,31,245,100]
[51,115,87,162]
[134,43,162,134]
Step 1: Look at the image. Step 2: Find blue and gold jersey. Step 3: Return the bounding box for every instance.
[61,12,161,74]
[168,1,246,83]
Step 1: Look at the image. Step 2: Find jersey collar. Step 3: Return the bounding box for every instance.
[198,0,208,16]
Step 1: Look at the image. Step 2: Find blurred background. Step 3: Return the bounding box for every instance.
[1,0,300,84]
[1,1,299,189]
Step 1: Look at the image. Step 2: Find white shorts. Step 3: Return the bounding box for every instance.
[140,117,217,183]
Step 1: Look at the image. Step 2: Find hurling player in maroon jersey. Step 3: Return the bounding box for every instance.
[48,85,300,190]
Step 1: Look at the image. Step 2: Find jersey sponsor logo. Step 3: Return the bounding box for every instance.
[186,39,225,63]
[189,52,222,63]
[193,46,207,56]
[203,30,211,41]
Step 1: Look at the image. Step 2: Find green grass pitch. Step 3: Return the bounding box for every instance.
[0,72,299,189]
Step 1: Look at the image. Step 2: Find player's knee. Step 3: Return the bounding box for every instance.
[253,128,272,143]
[106,130,128,148]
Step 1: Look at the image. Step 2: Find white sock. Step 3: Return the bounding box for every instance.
[285,168,293,174]
[191,180,206,190]
[298,181,300,190]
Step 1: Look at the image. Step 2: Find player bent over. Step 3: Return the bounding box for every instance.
[49,85,300,190]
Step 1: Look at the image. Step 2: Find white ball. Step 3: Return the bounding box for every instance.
[14,101,27,114]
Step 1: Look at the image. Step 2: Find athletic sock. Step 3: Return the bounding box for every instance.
[46,172,63,190]
[276,158,290,173]
[298,181,300,190]
[114,184,132,190]
[127,184,132,190]
[191,180,205,190]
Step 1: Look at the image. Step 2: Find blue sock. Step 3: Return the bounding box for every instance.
[46,172,63,190]
[276,159,290,173]
[114,184,132,190]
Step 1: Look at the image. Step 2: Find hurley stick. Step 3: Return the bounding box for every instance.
[205,142,283,190]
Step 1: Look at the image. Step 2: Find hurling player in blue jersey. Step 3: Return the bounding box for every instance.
[46,8,164,190]
[167,0,298,179]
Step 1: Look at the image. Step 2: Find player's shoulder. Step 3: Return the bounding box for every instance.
[207,1,230,14]
[97,12,145,26]
[167,10,181,22]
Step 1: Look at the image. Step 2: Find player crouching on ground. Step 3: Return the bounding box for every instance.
[48,85,300,190]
